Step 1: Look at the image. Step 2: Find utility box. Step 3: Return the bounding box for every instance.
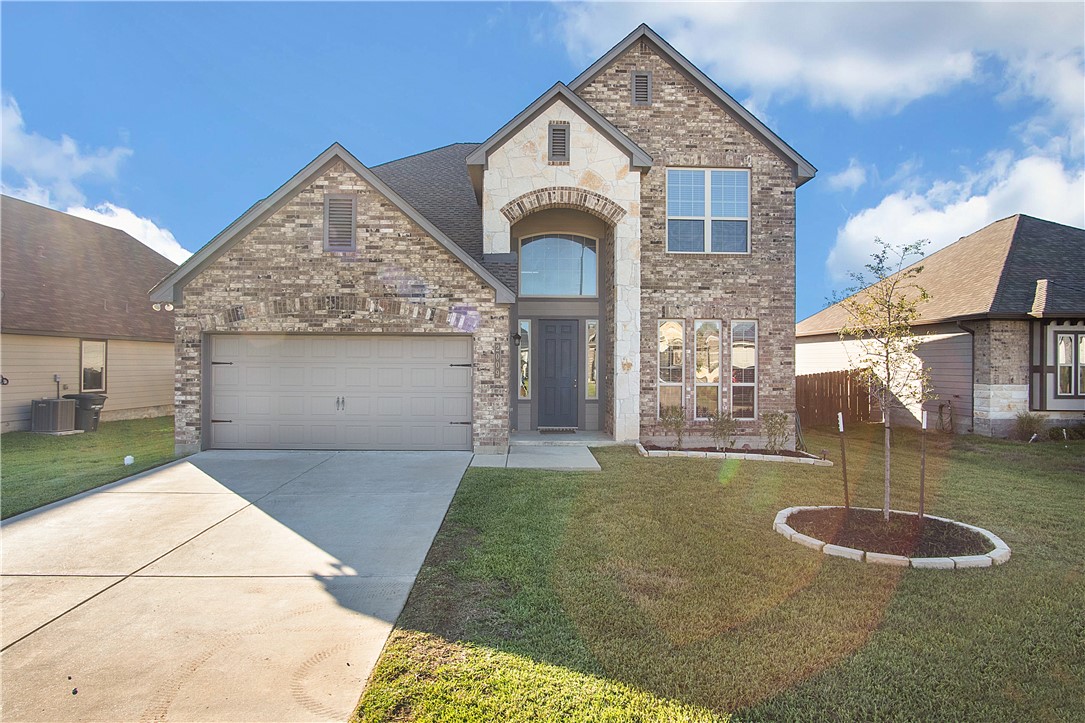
[30,398,77,433]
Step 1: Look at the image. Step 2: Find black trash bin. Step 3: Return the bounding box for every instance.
[63,393,108,432]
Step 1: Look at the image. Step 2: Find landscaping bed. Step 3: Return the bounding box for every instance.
[786,506,992,557]
[641,442,811,459]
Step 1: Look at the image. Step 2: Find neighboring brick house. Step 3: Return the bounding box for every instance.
[151,25,816,454]
[796,215,1085,437]
[1,195,177,431]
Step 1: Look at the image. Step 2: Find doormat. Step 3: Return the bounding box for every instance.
[538,427,577,434]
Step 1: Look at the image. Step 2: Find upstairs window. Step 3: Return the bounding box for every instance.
[519,234,597,297]
[632,71,652,106]
[666,169,750,253]
[324,194,356,251]
[548,122,570,163]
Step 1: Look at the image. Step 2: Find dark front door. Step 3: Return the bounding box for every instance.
[539,319,578,427]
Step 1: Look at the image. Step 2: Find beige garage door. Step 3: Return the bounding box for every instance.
[209,335,473,450]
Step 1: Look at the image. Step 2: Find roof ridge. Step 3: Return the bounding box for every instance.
[372,142,481,169]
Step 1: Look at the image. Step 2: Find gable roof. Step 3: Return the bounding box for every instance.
[570,24,816,186]
[797,214,1085,336]
[370,142,518,292]
[465,82,653,199]
[1,195,177,342]
[150,143,514,305]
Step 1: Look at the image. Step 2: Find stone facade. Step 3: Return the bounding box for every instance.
[174,161,509,454]
[481,96,643,442]
[576,40,799,446]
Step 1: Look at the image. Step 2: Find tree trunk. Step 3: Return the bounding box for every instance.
[883,420,891,521]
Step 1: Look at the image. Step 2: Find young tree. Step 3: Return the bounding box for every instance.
[837,238,933,521]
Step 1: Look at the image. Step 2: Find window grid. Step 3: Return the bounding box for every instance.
[694,320,721,420]
[658,320,684,418]
[731,320,757,419]
[666,168,750,254]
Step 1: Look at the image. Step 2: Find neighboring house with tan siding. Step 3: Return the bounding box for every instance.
[1,195,177,432]
[796,215,1085,436]
[150,25,816,454]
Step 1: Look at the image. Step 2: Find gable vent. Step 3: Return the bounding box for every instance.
[324,194,356,250]
[548,122,570,164]
[632,71,652,106]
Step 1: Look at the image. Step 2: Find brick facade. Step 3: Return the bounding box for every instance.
[576,41,799,446]
[971,319,1030,437]
[174,161,509,453]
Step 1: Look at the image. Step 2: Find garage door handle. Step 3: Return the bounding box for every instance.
[335,396,342,411]
[211,419,232,423]
[342,396,346,411]
[211,361,233,366]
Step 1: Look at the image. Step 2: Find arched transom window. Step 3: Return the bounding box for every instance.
[519,234,597,297]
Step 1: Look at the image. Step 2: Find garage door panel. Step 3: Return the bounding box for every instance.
[213,394,240,416]
[344,367,372,388]
[210,335,474,450]
[278,366,306,388]
[279,397,305,416]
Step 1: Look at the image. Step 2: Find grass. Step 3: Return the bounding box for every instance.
[353,425,1085,722]
[0,416,179,519]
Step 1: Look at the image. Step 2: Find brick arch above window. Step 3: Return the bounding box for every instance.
[500,186,627,227]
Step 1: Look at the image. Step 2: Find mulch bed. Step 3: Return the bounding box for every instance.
[642,443,810,459]
[787,507,993,557]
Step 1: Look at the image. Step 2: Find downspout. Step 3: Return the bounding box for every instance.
[956,320,976,433]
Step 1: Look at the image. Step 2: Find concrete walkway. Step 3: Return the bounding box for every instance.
[0,450,470,722]
[469,445,601,471]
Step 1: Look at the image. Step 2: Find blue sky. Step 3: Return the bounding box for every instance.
[3,2,1082,320]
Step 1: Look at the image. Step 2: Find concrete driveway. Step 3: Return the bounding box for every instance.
[1,450,470,722]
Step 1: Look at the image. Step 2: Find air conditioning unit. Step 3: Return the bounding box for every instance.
[31,398,76,433]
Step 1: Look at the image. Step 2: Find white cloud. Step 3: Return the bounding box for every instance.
[66,203,192,264]
[2,94,131,207]
[2,94,189,263]
[826,158,868,193]
[556,3,1084,144]
[827,153,1085,281]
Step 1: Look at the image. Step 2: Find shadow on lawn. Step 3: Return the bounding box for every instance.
[381,428,950,715]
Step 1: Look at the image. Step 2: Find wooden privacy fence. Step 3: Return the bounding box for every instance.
[796,370,872,427]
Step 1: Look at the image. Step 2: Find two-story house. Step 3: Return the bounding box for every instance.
[151,25,816,454]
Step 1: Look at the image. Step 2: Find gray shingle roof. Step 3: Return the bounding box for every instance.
[1,195,177,342]
[371,143,519,292]
[797,214,1085,336]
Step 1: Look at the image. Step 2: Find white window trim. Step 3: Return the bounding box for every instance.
[694,319,722,420]
[665,168,751,255]
[658,319,685,418]
[80,339,107,393]
[585,319,599,400]
[1054,331,1084,398]
[518,320,532,400]
[730,320,757,420]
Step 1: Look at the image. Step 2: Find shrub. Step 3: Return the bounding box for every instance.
[707,412,738,451]
[660,406,686,450]
[1013,412,1046,441]
[761,411,791,453]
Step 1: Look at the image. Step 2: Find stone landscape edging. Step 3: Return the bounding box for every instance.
[635,443,833,466]
[773,506,1011,569]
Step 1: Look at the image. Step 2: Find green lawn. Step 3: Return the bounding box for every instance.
[353,425,1085,722]
[1,416,179,519]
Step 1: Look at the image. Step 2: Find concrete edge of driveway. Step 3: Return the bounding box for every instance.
[3,455,198,526]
